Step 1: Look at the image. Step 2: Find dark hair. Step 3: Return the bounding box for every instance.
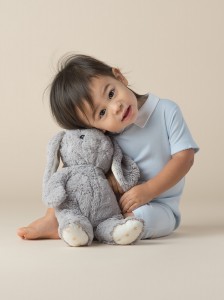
[49,54,141,129]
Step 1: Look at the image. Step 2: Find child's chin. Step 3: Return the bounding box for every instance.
[114,127,125,134]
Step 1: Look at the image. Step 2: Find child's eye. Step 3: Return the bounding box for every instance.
[99,109,106,118]
[108,89,115,99]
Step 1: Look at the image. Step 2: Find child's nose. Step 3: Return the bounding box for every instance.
[110,100,123,115]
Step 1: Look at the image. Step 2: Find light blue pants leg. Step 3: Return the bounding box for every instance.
[133,203,177,239]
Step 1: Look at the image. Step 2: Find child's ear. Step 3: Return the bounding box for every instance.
[112,68,128,86]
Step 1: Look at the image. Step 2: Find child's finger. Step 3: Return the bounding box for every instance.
[119,192,128,204]
[127,203,138,213]
[122,198,134,213]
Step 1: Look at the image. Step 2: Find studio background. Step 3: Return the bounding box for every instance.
[1,0,223,216]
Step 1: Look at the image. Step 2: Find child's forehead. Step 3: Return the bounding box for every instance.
[90,75,115,94]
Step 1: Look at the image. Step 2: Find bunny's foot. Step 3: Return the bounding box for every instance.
[113,219,143,245]
[62,224,89,247]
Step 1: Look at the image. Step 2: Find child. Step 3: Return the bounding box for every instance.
[17,54,199,240]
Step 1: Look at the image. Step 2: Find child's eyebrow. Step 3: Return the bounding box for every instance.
[102,84,110,96]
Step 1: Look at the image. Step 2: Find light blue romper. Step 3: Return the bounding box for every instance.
[113,93,199,239]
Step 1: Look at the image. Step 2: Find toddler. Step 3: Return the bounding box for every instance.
[17,54,199,240]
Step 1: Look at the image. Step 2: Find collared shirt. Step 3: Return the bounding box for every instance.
[113,93,199,225]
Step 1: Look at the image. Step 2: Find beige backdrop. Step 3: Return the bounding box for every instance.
[1,0,223,217]
[1,1,224,300]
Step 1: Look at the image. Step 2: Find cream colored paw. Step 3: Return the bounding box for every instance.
[62,224,89,247]
[113,220,143,245]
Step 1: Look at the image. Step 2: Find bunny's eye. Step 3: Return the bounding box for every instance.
[79,135,85,139]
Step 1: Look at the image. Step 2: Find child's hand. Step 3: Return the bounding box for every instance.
[106,170,124,194]
[119,182,151,213]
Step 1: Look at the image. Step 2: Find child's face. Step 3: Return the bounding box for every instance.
[78,69,139,133]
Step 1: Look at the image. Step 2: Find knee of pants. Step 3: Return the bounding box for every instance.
[133,203,177,239]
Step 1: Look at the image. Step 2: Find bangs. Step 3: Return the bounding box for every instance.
[70,75,96,128]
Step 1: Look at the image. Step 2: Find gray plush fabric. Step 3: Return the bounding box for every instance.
[42,128,143,245]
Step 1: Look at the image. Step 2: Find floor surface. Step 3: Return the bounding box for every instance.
[1,199,223,300]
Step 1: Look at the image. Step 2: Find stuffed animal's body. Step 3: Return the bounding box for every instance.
[42,129,143,246]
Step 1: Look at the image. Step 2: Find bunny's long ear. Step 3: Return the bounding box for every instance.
[111,139,140,192]
[43,131,65,185]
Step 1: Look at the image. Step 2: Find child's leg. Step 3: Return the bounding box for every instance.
[133,203,177,239]
[17,208,59,240]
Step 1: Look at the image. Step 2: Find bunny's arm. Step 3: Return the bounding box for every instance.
[111,140,140,192]
[43,169,69,208]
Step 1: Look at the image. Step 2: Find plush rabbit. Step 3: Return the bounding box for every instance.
[42,128,144,246]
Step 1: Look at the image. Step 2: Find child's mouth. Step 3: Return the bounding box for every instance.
[122,106,131,121]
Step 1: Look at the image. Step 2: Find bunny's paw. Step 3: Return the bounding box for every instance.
[45,186,67,207]
[62,224,89,247]
[113,219,143,245]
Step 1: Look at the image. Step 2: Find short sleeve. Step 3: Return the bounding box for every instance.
[165,102,199,155]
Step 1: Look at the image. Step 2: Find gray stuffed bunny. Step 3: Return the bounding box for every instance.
[42,128,144,246]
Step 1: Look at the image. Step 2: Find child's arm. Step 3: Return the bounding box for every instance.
[106,169,124,194]
[119,148,195,213]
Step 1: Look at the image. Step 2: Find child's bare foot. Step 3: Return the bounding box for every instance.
[17,209,60,240]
